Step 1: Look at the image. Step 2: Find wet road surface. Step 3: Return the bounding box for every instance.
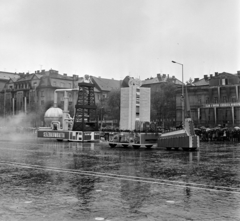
[0,135,240,220]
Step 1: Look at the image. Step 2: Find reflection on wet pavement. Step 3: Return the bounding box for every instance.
[0,138,239,220]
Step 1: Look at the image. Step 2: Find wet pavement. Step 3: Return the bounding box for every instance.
[0,135,240,220]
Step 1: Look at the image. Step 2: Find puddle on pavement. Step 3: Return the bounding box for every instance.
[0,140,240,220]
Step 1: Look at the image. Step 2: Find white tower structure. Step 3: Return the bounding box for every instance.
[120,78,150,130]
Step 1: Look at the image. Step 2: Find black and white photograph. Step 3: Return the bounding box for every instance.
[0,0,239,220]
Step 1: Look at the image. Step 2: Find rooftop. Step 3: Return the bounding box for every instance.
[91,76,121,91]
[142,74,183,86]
[0,71,19,80]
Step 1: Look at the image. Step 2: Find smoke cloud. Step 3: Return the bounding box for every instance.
[0,112,39,141]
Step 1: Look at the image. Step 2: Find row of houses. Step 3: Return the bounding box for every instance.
[118,71,240,128]
[1,69,240,128]
[0,70,121,116]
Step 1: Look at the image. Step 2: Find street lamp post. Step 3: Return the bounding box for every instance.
[172,61,184,127]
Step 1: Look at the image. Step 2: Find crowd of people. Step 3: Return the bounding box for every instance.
[194,126,240,142]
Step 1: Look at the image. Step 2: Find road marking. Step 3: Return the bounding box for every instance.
[0,146,238,192]
[24,201,32,204]
[0,161,240,194]
[166,200,175,204]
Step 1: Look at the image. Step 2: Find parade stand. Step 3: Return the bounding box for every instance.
[107,77,159,148]
[158,118,199,150]
[37,76,100,142]
[108,131,159,148]
[107,76,199,150]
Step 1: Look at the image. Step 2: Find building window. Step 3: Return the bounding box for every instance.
[205,96,209,104]
[61,82,64,87]
[41,100,44,105]
[69,83,71,88]
[221,79,228,85]
[214,97,218,103]
[232,97,236,102]
[223,96,227,103]
[102,93,107,99]
[136,93,140,105]
[136,106,139,114]
[198,96,201,104]
[41,91,44,97]
[53,81,56,86]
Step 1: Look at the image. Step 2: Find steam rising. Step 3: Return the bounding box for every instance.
[0,112,39,141]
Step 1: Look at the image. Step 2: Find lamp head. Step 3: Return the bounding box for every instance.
[172,61,176,63]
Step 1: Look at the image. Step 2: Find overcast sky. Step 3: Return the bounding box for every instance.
[0,0,239,82]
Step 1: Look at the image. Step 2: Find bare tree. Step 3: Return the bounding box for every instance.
[186,77,193,85]
[106,89,120,124]
[151,82,176,128]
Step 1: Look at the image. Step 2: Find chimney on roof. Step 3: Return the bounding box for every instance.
[63,73,67,77]
[194,78,199,82]
[215,72,218,76]
[162,74,166,78]
[157,73,161,80]
[204,75,208,80]
[73,74,78,80]
[210,74,213,78]
[49,69,58,77]
[237,71,240,76]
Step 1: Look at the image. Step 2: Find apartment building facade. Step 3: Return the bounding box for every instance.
[1,70,122,121]
[176,71,240,127]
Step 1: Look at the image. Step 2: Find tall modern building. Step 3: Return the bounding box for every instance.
[120,78,150,130]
